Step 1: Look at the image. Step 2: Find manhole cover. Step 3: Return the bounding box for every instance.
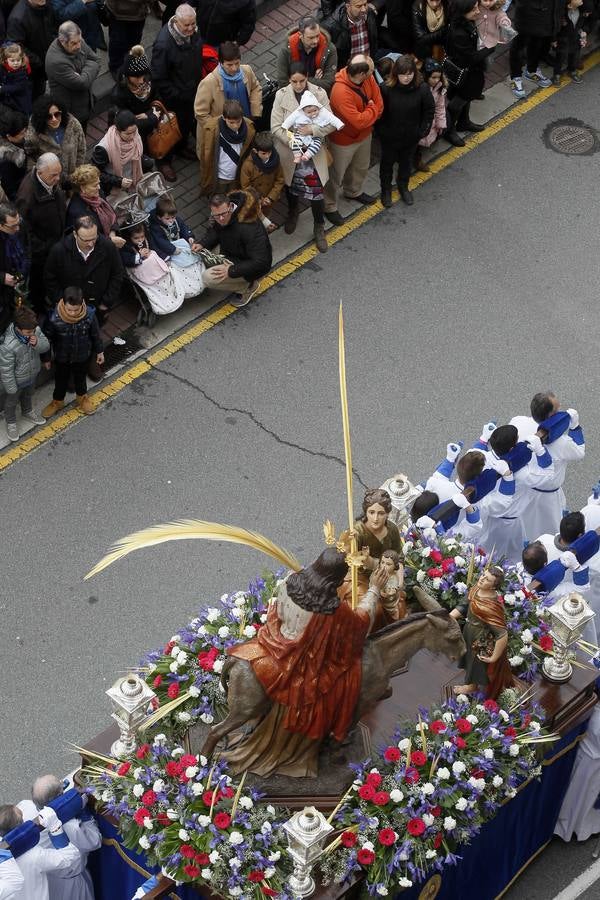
[547,122,597,155]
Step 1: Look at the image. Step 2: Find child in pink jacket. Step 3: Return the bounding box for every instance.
[476,0,517,49]
[417,59,447,171]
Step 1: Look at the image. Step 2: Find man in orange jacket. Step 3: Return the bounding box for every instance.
[324,53,383,225]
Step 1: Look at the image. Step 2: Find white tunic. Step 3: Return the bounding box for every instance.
[11,840,80,900]
[555,706,600,841]
[0,852,24,900]
[425,471,483,541]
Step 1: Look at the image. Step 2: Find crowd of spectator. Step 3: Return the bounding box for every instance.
[0,0,597,444]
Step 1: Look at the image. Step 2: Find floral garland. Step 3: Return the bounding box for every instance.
[84,737,292,896]
[319,691,548,894]
[401,529,553,680]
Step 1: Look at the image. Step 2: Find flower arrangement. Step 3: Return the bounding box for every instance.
[401,529,553,680]
[140,572,283,736]
[82,737,292,897]
[319,692,552,894]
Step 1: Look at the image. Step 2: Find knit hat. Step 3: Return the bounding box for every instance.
[299,91,322,110]
[14,306,37,330]
[423,58,442,77]
[122,45,150,76]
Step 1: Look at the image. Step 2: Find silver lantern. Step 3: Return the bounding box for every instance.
[380,474,421,527]
[106,674,156,758]
[542,591,595,683]
[283,806,333,898]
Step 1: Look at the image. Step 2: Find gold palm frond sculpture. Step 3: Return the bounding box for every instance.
[85,520,302,580]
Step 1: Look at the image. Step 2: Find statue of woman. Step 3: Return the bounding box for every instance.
[450,566,518,699]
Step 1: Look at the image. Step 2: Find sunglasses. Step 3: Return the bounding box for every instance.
[48,111,62,120]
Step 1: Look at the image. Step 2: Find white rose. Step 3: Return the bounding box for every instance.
[200,713,214,724]
[198,815,211,826]
[153,733,167,746]
[229,832,244,845]
[153,780,165,793]
[398,738,410,751]
[229,888,242,897]
[231,607,243,620]
[238,796,253,810]
[509,655,524,667]
[432,577,442,589]
[423,527,438,541]
[209,850,221,864]
[229,858,242,869]
[264,868,276,879]
[169,661,179,673]
[213,659,224,674]
[377,887,389,896]
[483,749,494,760]
[143,818,154,831]
[422,813,435,827]
[454,555,466,567]
[425,849,437,859]
[390,789,404,802]
[260,613,268,623]
[455,797,468,811]
[504,596,516,607]
[234,592,247,607]
[443,817,457,831]
[499,710,509,722]
[201,868,212,880]
[490,727,501,738]
[521,646,533,656]
[268,852,281,862]
[416,570,427,584]
[266,805,276,815]
[189,685,200,698]
[172,747,184,757]
[197,625,207,636]
[178,829,189,841]
[509,744,520,757]
[492,776,503,788]
[220,593,229,602]
[100,790,113,803]
[170,634,181,643]
[206,608,220,622]
[166,809,179,821]
[530,721,541,732]
[139,835,151,850]
[403,541,414,552]
[466,714,478,724]
[442,741,453,749]
[177,651,188,665]
[455,582,468,595]
[133,784,144,798]
[261,822,272,835]
[361,841,374,852]
[506,788,517,799]
[177,712,191,723]
[243,625,256,638]
[421,547,432,558]
[133,767,144,780]
[455,693,469,704]
[515,590,525,599]
[437,767,450,780]
[452,761,466,775]
[442,713,454,725]
[416,722,428,732]
[468,778,485,791]
[191,783,203,795]
[399,878,413,888]
[148,664,156,674]
[185,766,198,778]
[421,783,435,796]
[170,646,180,659]
[218,626,230,638]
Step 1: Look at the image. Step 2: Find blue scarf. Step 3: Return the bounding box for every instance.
[218,64,251,117]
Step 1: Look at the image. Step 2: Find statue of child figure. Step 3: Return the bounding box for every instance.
[379,549,407,621]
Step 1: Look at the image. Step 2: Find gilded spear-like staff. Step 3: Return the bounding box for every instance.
[338,303,358,609]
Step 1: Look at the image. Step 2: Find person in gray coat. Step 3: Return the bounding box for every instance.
[45,21,99,131]
[0,304,49,441]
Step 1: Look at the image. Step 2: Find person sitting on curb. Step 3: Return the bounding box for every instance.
[197,190,272,308]
[0,305,49,442]
[239,131,285,233]
[41,284,104,417]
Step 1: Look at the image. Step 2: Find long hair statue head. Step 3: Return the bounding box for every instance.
[286,547,349,615]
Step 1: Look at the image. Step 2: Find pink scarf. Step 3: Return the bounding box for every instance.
[99,125,143,186]
[80,191,116,236]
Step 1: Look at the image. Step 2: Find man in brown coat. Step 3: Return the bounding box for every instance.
[198,99,255,197]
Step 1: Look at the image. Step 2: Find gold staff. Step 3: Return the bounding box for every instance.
[338,303,358,608]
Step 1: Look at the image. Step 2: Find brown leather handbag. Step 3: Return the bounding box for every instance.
[147,101,182,159]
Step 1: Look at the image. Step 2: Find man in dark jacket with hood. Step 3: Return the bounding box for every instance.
[323,0,379,69]
[199,190,272,307]
[151,3,203,157]
[7,0,58,99]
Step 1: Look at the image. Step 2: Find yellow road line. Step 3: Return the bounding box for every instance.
[1,53,598,474]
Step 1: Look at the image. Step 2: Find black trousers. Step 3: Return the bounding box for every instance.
[509,33,549,78]
[379,142,416,190]
[53,360,88,400]
[286,188,324,225]
[108,18,145,74]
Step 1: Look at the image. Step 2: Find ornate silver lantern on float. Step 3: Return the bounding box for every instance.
[542,591,595,683]
[380,474,421,527]
[283,807,333,898]
[106,673,156,758]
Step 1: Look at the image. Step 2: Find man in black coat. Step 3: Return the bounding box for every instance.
[7,0,57,99]
[151,3,203,158]
[0,202,30,334]
[199,191,272,307]
[196,0,256,47]
[323,0,379,69]
[16,152,66,313]
[44,215,124,314]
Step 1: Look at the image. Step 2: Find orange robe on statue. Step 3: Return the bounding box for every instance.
[228,599,371,743]
[469,587,517,699]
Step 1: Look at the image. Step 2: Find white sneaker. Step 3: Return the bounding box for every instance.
[22,410,46,425]
[6,422,19,442]
[510,77,526,99]
[524,69,552,88]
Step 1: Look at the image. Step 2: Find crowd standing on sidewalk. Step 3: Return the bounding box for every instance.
[0,0,597,443]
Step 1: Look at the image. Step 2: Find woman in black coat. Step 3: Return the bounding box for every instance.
[411,0,448,60]
[445,0,495,137]
[377,55,435,207]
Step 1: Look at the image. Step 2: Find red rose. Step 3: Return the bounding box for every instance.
[404,766,420,784]
[407,817,426,837]
[165,761,182,778]
[410,750,427,767]
[151,697,159,710]
[366,772,383,788]
[441,558,454,573]
[483,699,499,712]
[504,726,517,738]
[263,889,278,897]
[153,675,163,688]
[195,852,210,865]
[470,769,485,779]
[455,718,472,734]
[180,754,197,768]
[133,808,150,826]
[180,844,196,859]
[221,786,235,799]
[539,634,553,652]
[248,870,265,883]
[202,789,217,807]
[167,683,180,700]
[198,653,215,671]
[426,567,443,578]
[340,831,357,848]
[357,848,376,866]
[523,713,532,727]
[214,812,231,829]
[117,762,131,776]
[135,744,151,759]
[141,790,157,807]
[383,746,401,763]
[430,720,447,734]
[430,549,443,563]
[164,641,175,655]
[430,806,441,817]
[452,736,466,750]
[358,783,376,801]
[156,812,171,826]
[373,791,390,806]
[378,828,396,846]
[433,832,443,849]
[183,864,200,878]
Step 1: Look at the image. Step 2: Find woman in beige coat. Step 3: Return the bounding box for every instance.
[270,63,336,254]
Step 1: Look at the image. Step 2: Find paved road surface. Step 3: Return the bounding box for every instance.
[2,68,600,899]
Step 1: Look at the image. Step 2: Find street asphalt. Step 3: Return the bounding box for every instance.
[2,67,600,899]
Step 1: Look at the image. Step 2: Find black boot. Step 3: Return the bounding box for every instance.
[444,96,467,146]
[456,101,485,132]
[398,182,414,205]
[443,128,466,147]
[414,147,430,172]
[380,187,392,208]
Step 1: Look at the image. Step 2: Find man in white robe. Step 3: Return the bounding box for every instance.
[0,850,24,899]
